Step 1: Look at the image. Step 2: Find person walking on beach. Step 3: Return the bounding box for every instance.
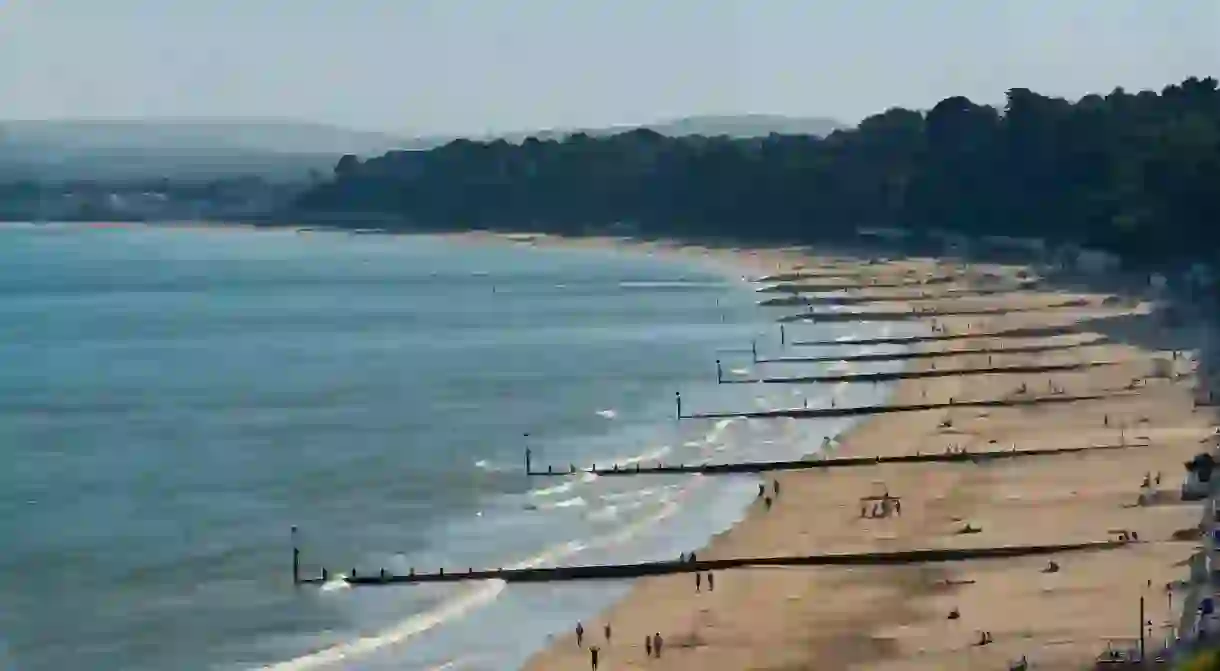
[645,634,653,657]
[576,621,584,647]
[589,645,600,670]
[708,572,715,591]
[773,479,781,498]
[604,622,611,642]
[696,572,702,592]
[653,632,663,658]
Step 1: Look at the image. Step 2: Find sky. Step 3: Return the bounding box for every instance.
[0,0,1217,136]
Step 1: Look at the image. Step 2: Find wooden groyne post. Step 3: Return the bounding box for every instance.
[780,323,786,347]
[292,525,300,586]
[675,392,683,420]
[1139,595,1146,662]
[716,359,724,383]
[752,339,758,363]
[337,540,1134,587]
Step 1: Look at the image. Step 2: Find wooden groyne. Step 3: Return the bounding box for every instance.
[761,276,956,294]
[327,540,1131,587]
[679,392,1111,420]
[752,341,1094,366]
[719,361,1112,386]
[757,270,873,282]
[525,441,1140,478]
[777,299,1091,323]
[758,286,1028,306]
[789,324,1084,348]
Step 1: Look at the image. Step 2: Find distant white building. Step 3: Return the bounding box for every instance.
[1149,273,1169,293]
[1075,249,1121,274]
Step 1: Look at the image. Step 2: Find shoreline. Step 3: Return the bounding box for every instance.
[401,228,926,669]
[514,238,1214,670]
[69,220,898,670]
[514,249,941,670]
[51,221,1214,668]
[460,232,948,666]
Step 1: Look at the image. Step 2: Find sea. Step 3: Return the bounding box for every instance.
[0,222,918,671]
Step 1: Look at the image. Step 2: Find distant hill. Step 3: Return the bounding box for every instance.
[491,114,845,143]
[0,118,415,156]
[0,115,843,182]
[624,114,844,138]
[0,119,422,182]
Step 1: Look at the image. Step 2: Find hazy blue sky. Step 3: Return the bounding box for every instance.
[1,0,1216,136]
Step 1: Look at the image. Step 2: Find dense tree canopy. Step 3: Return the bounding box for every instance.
[296,77,1220,267]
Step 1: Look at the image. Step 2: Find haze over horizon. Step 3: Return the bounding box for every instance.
[1,0,1217,137]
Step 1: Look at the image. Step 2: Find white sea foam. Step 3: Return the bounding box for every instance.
[260,539,593,671]
[610,445,670,468]
[280,489,707,671]
[528,481,575,498]
[595,409,617,419]
[472,459,513,473]
[259,580,507,671]
[599,486,664,502]
[318,573,351,593]
[258,358,804,670]
[542,496,586,510]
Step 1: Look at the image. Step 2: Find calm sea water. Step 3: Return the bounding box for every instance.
[0,223,914,671]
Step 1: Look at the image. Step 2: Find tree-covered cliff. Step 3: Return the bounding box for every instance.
[297,77,1220,266]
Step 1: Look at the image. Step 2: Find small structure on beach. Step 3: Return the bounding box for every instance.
[1182,453,1216,501]
[860,482,902,519]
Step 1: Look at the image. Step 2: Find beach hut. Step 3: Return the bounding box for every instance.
[1182,453,1216,501]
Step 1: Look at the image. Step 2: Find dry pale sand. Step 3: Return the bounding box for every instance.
[518,246,1215,671]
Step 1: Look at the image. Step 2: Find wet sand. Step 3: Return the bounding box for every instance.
[514,242,1213,671]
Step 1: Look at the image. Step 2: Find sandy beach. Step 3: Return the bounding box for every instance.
[509,237,1215,670]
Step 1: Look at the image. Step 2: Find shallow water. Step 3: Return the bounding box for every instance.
[0,223,917,670]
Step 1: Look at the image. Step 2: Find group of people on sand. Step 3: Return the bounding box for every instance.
[569,547,727,666]
[575,621,664,668]
[757,478,780,510]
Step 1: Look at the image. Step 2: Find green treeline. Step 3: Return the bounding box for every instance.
[297,77,1220,266]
